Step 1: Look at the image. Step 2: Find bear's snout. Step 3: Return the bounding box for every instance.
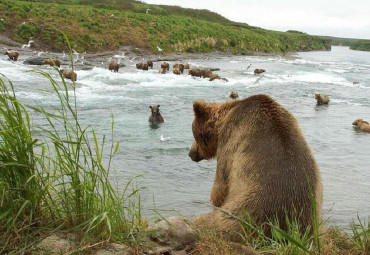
[189,141,204,162]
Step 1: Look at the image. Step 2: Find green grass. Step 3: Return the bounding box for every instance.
[0,50,147,253]
[0,0,331,53]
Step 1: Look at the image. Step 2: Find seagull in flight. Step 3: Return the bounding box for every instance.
[157,46,163,52]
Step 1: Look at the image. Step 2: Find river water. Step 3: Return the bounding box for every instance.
[0,46,369,227]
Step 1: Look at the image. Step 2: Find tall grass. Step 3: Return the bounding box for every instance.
[0,66,146,253]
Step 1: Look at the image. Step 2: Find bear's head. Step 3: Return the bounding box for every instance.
[352,119,364,126]
[315,94,320,100]
[150,105,161,116]
[189,100,220,162]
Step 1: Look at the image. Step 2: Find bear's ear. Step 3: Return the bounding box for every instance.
[157,105,160,108]
[149,106,152,109]
[193,100,210,119]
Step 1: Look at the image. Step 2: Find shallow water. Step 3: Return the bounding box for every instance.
[1,46,369,227]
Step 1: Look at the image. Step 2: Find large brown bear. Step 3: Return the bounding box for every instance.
[147,60,153,69]
[136,62,144,69]
[315,94,330,105]
[44,58,62,68]
[149,105,164,125]
[161,62,170,71]
[254,68,265,74]
[60,69,77,82]
[188,68,202,77]
[352,119,370,133]
[173,67,181,75]
[189,94,322,241]
[108,62,120,72]
[4,51,19,61]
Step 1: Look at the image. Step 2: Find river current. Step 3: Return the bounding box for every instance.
[0,46,369,227]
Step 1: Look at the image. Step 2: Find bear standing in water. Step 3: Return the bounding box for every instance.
[149,105,164,125]
[189,94,322,241]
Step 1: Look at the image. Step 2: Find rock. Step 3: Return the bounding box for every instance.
[37,234,75,254]
[145,216,198,254]
[95,243,130,255]
[23,57,45,65]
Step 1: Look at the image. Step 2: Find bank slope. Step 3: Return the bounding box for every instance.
[0,0,331,53]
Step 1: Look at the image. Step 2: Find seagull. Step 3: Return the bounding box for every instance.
[146,9,151,14]
[246,64,252,70]
[0,18,4,21]
[62,51,66,58]
[129,57,136,62]
[72,49,79,61]
[111,14,114,17]
[157,46,163,52]
[22,21,26,25]
[37,51,47,57]
[22,40,34,49]
[160,135,170,141]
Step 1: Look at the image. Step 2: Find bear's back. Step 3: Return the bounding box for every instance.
[217,94,322,232]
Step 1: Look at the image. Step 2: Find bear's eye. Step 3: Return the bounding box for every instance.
[199,130,212,145]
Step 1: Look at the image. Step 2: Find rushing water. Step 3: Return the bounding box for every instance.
[0,46,369,227]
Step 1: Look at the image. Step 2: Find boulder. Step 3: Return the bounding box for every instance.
[23,57,45,65]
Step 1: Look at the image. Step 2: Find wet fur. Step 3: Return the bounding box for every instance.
[4,51,19,61]
[45,58,61,68]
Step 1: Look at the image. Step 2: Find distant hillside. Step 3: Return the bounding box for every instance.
[0,0,331,54]
[322,36,370,52]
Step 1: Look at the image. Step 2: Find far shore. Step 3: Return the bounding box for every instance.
[1,33,304,70]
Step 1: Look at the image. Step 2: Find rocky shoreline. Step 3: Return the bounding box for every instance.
[1,34,299,72]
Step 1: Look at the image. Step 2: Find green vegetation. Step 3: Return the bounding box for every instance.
[350,40,370,51]
[0,63,147,253]
[0,0,331,53]
[322,36,370,52]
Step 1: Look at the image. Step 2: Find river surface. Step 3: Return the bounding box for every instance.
[0,46,369,227]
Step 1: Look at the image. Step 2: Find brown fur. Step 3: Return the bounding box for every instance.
[60,69,77,82]
[352,119,370,132]
[188,68,202,77]
[147,60,153,69]
[254,68,265,74]
[173,64,184,74]
[149,105,164,125]
[173,67,181,75]
[108,62,120,72]
[44,58,61,68]
[201,70,213,78]
[136,62,144,69]
[184,63,190,69]
[4,51,19,61]
[189,94,322,241]
[159,68,167,74]
[315,94,330,105]
[179,64,184,73]
[161,62,170,71]
[229,92,239,99]
[142,63,149,71]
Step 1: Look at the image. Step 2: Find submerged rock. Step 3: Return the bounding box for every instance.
[23,57,45,65]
